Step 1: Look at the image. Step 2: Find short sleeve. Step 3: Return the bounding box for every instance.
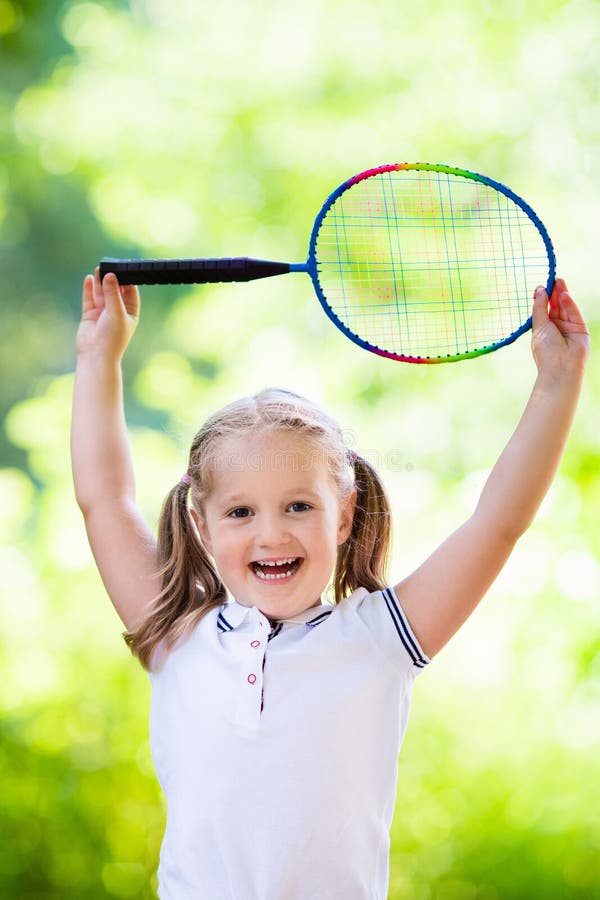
[352,585,431,677]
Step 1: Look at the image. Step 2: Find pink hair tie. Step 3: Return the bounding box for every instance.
[180,472,192,486]
[347,450,358,466]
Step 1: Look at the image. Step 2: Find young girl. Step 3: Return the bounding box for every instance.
[71,268,589,900]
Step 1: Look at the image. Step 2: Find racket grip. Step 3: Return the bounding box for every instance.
[99,257,291,285]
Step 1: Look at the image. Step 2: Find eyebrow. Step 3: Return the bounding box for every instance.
[220,489,322,505]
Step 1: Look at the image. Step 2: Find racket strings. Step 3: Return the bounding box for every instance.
[315,170,550,360]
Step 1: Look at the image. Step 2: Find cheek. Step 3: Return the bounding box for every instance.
[213,528,245,560]
[306,515,339,549]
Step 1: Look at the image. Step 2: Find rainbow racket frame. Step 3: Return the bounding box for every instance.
[294,163,556,363]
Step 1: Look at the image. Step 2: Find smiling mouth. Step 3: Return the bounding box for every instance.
[249,558,303,582]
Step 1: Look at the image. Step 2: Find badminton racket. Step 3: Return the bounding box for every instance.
[99,163,555,363]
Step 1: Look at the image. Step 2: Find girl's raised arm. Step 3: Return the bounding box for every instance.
[394,278,590,660]
[71,269,160,632]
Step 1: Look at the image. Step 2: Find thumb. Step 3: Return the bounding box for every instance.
[531,284,549,332]
[102,273,126,317]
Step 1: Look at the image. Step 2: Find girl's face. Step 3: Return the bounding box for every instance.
[191,432,356,620]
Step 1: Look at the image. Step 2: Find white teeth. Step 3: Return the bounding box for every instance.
[253,558,298,567]
[254,568,296,581]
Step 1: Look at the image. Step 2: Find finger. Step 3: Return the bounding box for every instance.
[547,278,565,318]
[121,284,140,318]
[554,277,568,295]
[94,266,106,309]
[557,290,587,326]
[82,274,95,313]
[531,284,549,331]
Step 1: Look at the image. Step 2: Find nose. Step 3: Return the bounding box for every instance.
[255,511,292,548]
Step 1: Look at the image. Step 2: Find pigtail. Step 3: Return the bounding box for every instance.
[333,455,392,601]
[123,479,227,671]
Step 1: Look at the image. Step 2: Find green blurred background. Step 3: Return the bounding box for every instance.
[1,0,599,896]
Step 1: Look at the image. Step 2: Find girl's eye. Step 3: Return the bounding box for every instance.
[228,507,251,519]
[290,502,311,512]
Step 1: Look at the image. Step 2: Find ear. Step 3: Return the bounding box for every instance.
[337,487,357,545]
[190,507,213,554]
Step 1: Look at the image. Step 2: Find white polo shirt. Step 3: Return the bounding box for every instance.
[148,585,430,900]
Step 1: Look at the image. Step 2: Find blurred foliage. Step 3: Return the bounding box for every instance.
[1,0,599,896]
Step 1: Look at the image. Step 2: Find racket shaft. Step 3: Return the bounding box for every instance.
[99,257,291,285]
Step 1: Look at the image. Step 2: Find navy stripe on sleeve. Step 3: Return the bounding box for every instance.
[217,612,234,632]
[382,587,429,668]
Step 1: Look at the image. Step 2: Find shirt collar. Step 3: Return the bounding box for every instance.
[219,598,333,630]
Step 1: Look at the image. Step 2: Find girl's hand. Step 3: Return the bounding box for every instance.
[531,278,590,384]
[76,268,140,360]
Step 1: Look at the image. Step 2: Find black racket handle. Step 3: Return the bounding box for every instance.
[99,257,291,286]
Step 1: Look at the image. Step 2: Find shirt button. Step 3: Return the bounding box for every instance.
[250,640,261,648]
[247,674,257,685]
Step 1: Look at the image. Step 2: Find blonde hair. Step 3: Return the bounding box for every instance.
[124,388,392,671]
